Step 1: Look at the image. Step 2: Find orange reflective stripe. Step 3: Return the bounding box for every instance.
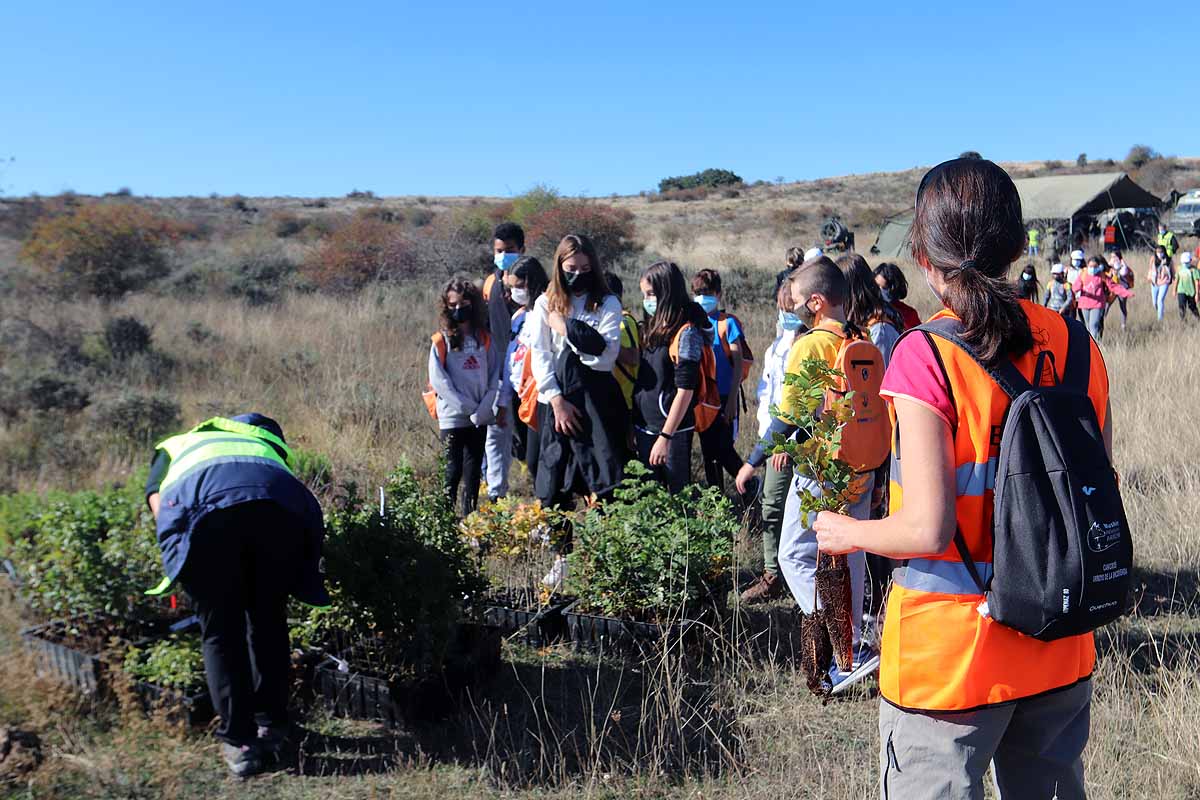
[880,302,1106,711]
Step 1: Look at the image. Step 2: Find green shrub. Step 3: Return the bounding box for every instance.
[290,464,485,673]
[568,463,736,620]
[0,373,90,418]
[7,483,163,621]
[103,316,153,361]
[20,203,185,298]
[124,633,205,690]
[290,448,333,495]
[658,168,743,193]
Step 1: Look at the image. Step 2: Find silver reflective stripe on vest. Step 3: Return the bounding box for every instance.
[894,558,993,595]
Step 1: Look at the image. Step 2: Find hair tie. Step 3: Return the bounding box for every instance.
[958,259,977,271]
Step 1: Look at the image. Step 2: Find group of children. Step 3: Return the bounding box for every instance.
[425,222,939,687]
[1028,244,1200,338]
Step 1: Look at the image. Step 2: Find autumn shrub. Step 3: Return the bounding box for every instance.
[21,204,185,298]
[525,200,639,267]
[302,215,413,292]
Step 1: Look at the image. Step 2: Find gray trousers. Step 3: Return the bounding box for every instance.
[879,680,1091,800]
[779,471,872,647]
[484,420,513,498]
[760,459,791,576]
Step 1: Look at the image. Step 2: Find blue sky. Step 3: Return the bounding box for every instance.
[2,1,1195,198]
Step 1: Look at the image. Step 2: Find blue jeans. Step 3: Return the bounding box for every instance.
[1081,307,1104,340]
[1152,284,1170,320]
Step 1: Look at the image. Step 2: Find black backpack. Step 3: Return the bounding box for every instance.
[915,317,1133,641]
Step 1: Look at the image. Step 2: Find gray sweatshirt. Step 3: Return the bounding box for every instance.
[427,332,502,431]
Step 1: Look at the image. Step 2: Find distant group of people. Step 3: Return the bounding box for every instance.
[1013,227,1200,340]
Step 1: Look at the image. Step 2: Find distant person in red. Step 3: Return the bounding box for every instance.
[873,262,922,330]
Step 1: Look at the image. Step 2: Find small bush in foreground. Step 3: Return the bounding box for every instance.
[568,463,736,621]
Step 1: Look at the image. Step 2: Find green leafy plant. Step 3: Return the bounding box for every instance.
[568,463,736,621]
[6,480,165,622]
[290,464,486,676]
[769,358,858,517]
[124,633,205,691]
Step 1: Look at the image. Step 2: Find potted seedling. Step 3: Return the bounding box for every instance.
[297,465,495,727]
[461,497,573,646]
[123,631,212,725]
[768,358,866,697]
[564,463,736,657]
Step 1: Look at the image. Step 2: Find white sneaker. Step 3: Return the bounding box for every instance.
[829,645,881,696]
[541,555,569,590]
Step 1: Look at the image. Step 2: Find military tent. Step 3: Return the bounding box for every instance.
[870,172,1161,256]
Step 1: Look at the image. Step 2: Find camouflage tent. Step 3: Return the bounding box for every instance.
[1014,172,1161,221]
[871,172,1161,257]
[871,210,914,260]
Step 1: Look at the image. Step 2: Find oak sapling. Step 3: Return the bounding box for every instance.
[768,358,860,695]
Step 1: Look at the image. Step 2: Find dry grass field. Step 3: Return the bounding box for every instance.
[1,169,1199,797]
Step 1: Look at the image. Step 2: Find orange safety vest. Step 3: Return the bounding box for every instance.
[880,302,1107,712]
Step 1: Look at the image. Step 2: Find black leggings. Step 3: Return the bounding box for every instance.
[697,395,743,491]
[441,426,486,516]
[636,428,693,494]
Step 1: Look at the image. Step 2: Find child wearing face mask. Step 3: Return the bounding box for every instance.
[482,221,525,501]
[741,276,805,604]
[1148,247,1174,322]
[1073,255,1132,340]
[1044,264,1076,317]
[1016,263,1040,303]
[499,256,550,478]
[428,277,501,516]
[1109,250,1134,330]
[691,268,750,494]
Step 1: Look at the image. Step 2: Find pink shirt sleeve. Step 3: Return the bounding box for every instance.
[880,333,955,428]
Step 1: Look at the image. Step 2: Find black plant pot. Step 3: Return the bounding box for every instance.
[313,622,503,727]
[562,602,709,657]
[133,681,214,726]
[482,590,572,646]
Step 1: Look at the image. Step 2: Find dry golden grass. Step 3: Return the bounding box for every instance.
[3,238,1200,797]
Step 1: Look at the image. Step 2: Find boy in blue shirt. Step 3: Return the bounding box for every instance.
[691,268,750,491]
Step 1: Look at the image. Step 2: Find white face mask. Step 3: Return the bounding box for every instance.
[923,267,945,306]
[510,286,528,306]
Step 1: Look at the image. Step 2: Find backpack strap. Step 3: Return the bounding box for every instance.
[1060,317,1092,393]
[431,332,448,366]
[910,318,1032,401]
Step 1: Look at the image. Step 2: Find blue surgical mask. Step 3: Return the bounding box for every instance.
[694,295,719,314]
[779,311,802,331]
[1091,265,1103,275]
[642,297,658,316]
[494,252,520,271]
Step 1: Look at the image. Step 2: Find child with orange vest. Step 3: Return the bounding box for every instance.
[815,158,1105,799]
[482,222,524,500]
[735,257,884,685]
[427,277,501,516]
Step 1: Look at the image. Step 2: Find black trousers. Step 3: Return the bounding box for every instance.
[178,501,300,747]
[441,426,486,516]
[697,394,743,491]
[1179,294,1200,322]
[636,428,693,494]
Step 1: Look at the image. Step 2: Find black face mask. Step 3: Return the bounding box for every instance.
[564,270,592,294]
[450,306,472,323]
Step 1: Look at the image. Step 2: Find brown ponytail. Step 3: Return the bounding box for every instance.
[911,158,1033,365]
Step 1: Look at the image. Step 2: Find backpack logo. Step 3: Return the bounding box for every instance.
[1082,486,1096,496]
[1087,520,1123,553]
[1061,588,1070,613]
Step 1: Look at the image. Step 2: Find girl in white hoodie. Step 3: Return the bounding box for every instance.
[428,277,502,516]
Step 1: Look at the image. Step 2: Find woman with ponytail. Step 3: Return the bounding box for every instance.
[813,158,1113,799]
